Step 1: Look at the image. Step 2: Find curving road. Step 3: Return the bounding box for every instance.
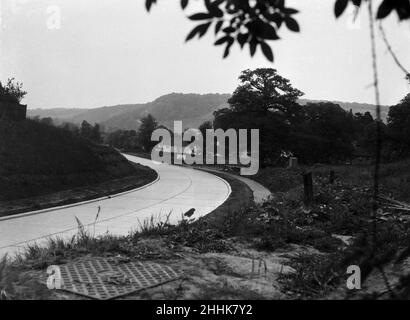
[0,155,231,257]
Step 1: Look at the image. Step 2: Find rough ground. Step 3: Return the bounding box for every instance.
[14,238,302,300]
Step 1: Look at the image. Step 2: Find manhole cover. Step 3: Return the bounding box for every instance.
[58,257,180,300]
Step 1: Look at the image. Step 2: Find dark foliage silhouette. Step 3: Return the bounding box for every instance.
[145,0,410,61]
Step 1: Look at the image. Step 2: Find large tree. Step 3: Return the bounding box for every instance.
[214,69,377,165]
[106,129,140,151]
[80,120,102,143]
[214,68,302,166]
[387,93,410,156]
[290,102,356,163]
[198,120,213,137]
[137,114,158,152]
[227,68,304,113]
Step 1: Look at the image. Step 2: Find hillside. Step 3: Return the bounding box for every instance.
[27,108,87,120]
[299,99,389,121]
[0,119,147,201]
[102,93,230,130]
[27,105,146,125]
[27,93,389,131]
[70,104,147,125]
[27,93,230,131]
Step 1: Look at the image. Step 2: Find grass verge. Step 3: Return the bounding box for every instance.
[0,163,158,217]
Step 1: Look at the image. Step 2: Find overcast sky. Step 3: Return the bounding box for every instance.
[1,0,409,109]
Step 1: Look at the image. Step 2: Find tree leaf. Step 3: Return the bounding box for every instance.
[261,23,279,40]
[145,0,156,11]
[205,0,224,18]
[186,22,212,41]
[249,40,258,57]
[223,38,234,58]
[285,17,300,32]
[214,35,232,46]
[223,26,236,34]
[334,0,349,18]
[352,0,362,7]
[189,13,212,20]
[376,0,395,19]
[237,33,249,48]
[215,20,224,34]
[276,0,285,8]
[181,0,189,10]
[261,42,274,62]
[266,12,283,28]
[283,7,299,15]
[396,2,410,20]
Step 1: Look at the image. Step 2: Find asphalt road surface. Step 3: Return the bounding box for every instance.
[0,155,231,257]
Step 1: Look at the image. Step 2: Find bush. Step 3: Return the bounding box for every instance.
[0,119,136,200]
[279,252,344,298]
[0,78,27,104]
[253,167,302,193]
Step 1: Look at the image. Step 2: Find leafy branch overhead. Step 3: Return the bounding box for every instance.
[146,0,410,62]
[146,0,300,62]
[334,0,410,20]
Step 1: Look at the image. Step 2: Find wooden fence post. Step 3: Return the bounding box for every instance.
[329,170,335,184]
[303,172,314,204]
[288,157,298,169]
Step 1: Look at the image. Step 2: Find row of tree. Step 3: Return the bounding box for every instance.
[32,117,103,144]
[210,68,410,166]
[386,93,410,159]
[32,113,160,152]
[105,114,158,152]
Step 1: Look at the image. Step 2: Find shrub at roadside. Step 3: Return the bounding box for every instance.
[0,119,138,201]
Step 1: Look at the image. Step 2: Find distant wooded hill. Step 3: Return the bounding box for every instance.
[298,99,389,121]
[28,93,388,131]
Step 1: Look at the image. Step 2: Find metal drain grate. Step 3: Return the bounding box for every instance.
[58,257,180,300]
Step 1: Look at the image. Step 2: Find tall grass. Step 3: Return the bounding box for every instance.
[0,255,10,300]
